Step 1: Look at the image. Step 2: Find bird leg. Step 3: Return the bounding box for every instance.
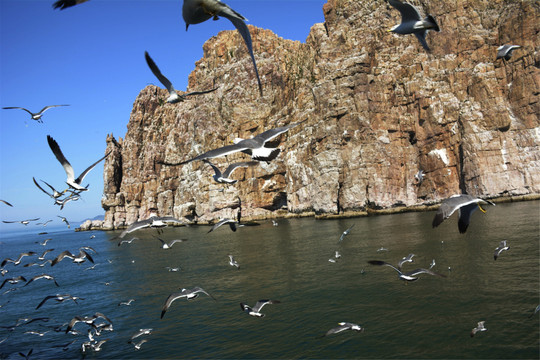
[478,204,486,213]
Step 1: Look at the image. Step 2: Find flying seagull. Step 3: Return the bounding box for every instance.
[162,121,304,166]
[207,218,243,233]
[397,253,415,269]
[32,177,68,199]
[1,252,37,267]
[118,237,138,246]
[414,170,426,185]
[203,159,258,184]
[2,218,39,226]
[323,322,364,337]
[47,135,110,191]
[52,0,89,10]
[432,194,495,233]
[58,216,71,228]
[182,0,263,96]
[496,45,521,60]
[161,286,216,319]
[228,255,240,269]
[387,0,440,52]
[118,216,184,238]
[154,236,187,249]
[2,105,69,123]
[470,321,487,337]
[130,328,152,341]
[528,304,540,318]
[133,339,148,350]
[368,260,446,282]
[24,274,59,287]
[0,200,13,207]
[51,249,94,266]
[0,276,27,290]
[145,51,217,103]
[240,299,280,317]
[493,240,509,260]
[35,294,84,310]
[118,299,135,306]
[338,224,354,242]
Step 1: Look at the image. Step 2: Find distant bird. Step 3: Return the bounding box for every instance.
[397,253,415,269]
[377,247,389,252]
[39,238,52,246]
[118,216,184,238]
[429,259,436,269]
[65,313,112,334]
[130,328,153,341]
[1,252,37,267]
[496,45,521,60]
[208,218,242,233]
[414,170,426,185]
[182,0,263,96]
[0,276,27,289]
[228,255,240,269]
[470,321,487,337]
[323,322,364,336]
[35,294,84,310]
[118,299,135,306]
[493,240,509,260]
[133,339,148,350]
[432,194,495,233]
[339,224,354,242]
[2,105,69,123]
[24,330,49,336]
[155,236,187,249]
[47,135,110,192]
[24,274,59,287]
[387,0,440,52]
[51,249,94,266]
[144,51,217,104]
[161,121,304,165]
[18,349,33,360]
[52,0,89,10]
[368,260,446,282]
[38,248,55,260]
[161,287,216,319]
[0,200,13,207]
[118,237,138,246]
[166,266,181,272]
[203,159,258,184]
[2,218,39,226]
[334,251,341,259]
[33,177,67,199]
[240,299,280,317]
[36,220,53,227]
[84,263,99,271]
[272,220,278,226]
[528,304,540,318]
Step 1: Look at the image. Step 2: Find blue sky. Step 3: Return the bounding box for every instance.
[0,0,327,229]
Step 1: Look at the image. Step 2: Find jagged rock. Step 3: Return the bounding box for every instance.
[101,0,539,229]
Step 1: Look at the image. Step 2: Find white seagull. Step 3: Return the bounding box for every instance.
[324,322,364,336]
[470,321,487,337]
[118,216,184,238]
[47,135,110,192]
[240,299,280,317]
[154,236,188,249]
[2,218,40,226]
[203,159,258,184]
[2,105,69,123]
[368,260,446,282]
[338,224,354,242]
[493,240,509,260]
[432,194,495,233]
[161,287,216,318]
[496,45,521,60]
[228,255,240,269]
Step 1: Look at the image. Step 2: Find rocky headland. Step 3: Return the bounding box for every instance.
[93,0,539,231]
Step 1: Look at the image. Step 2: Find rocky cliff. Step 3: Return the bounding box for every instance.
[101,0,540,229]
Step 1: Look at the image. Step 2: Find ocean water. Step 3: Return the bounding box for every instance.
[0,200,538,359]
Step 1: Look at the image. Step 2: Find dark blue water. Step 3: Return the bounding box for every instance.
[1,201,538,359]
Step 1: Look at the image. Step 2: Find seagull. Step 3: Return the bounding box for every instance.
[166,266,181,272]
[32,177,68,199]
[65,313,112,334]
[338,224,354,242]
[496,45,521,60]
[144,51,217,104]
[397,253,415,269]
[240,299,280,317]
[133,339,148,350]
[182,0,263,96]
[35,294,84,310]
[429,259,436,269]
[161,287,216,319]
[51,249,94,266]
[323,322,364,336]
[130,328,153,341]
[414,170,426,185]
[160,121,304,165]
[376,247,389,252]
[203,159,258,184]
[0,200,13,207]
[47,135,110,192]
[228,255,240,269]
[24,274,59,287]
[272,220,278,226]
[39,238,52,246]
[24,330,49,336]
[0,276,27,289]
[155,236,188,249]
[118,216,184,238]
[493,240,509,260]
[38,248,55,260]
[387,0,440,52]
[18,349,33,360]
[2,218,40,226]
[207,218,242,233]
[57,216,71,228]
[470,321,487,337]
[118,237,138,246]
[52,0,89,10]
[432,194,495,233]
[2,252,37,267]
[528,304,540,318]
[368,260,446,282]
[2,105,69,123]
[36,220,53,227]
[118,299,135,306]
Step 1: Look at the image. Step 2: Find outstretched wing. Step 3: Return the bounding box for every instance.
[145,51,175,96]
[47,135,75,183]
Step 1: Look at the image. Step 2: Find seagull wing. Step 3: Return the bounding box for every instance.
[74,151,111,185]
[161,292,186,319]
[33,177,54,198]
[175,143,247,165]
[2,106,34,116]
[35,295,56,310]
[405,268,446,278]
[52,0,89,10]
[222,161,258,178]
[208,218,235,233]
[203,160,223,178]
[145,51,175,96]
[0,199,13,207]
[253,299,280,313]
[47,135,75,183]
[388,0,422,21]
[324,323,350,336]
[414,31,431,52]
[367,260,403,275]
[183,88,218,97]
[38,105,69,115]
[192,287,216,300]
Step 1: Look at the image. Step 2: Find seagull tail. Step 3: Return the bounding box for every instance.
[425,15,440,32]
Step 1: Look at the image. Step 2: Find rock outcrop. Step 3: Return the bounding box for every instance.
[101,0,539,229]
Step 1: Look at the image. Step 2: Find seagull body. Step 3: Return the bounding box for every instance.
[496,45,521,60]
[1,252,37,267]
[415,170,426,185]
[52,0,89,10]
[203,160,258,184]
[387,0,440,52]
[133,339,148,350]
[208,218,242,233]
[145,51,217,103]
[240,299,280,317]
[36,294,84,310]
[161,287,216,318]
[51,249,94,266]
[118,299,135,306]
[432,194,495,233]
[182,0,263,96]
[47,135,110,191]
[429,259,436,269]
[324,322,364,336]
[24,274,59,287]
[470,321,487,337]
[57,216,71,228]
[130,328,153,341]
[155,236,187,249]
[228,255,240,269]
[272,220,278,226]
[493,240,509,260]
[119,216,184,238]
[2,105,69,123]
[118,237,138,246]
[397,253,415,269]
[66,313,112,334]
[2,218,39,226]
[339,224,354,242]
[0,276,27,289]
[368,260,446,282]
[38,249,55,261]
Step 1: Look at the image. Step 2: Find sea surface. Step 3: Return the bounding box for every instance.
[0,201,538,359]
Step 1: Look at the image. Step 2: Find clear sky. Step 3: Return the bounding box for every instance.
[0,0,327,230]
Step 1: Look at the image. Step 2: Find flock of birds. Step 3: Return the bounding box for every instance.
[0,0,534,358]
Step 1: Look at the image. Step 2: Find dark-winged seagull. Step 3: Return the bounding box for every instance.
[145,51,217,103]
[182,0,263,96]
[118,216,184,238]
[240,299,280,317]
[496,45,521,60]
[52,0,89,9]
[0,276,27,290]
[203,159,258,184]
[387,0,440,52]
[432,194,495,233]
[154,236,188,249]
[51,249,94,266]
[493,240,509,260]
[33,178,68,199]
[58,216,71,228]
[130,328,152,341]
[323,322,364,336]
[47,135,110,191]
[339,224,354,242]
[2,105,69,123]
[1,252,37,267]
[161,286,216,319]
[2,218,39,226]
[470,321,487,337]
[161,121,304,166]
[35,294,84,310]
[24,274,59,287]
[368,260,446,282]
[208,218,243,233]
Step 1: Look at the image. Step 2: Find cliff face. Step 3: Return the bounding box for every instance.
[102,0,539,229]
